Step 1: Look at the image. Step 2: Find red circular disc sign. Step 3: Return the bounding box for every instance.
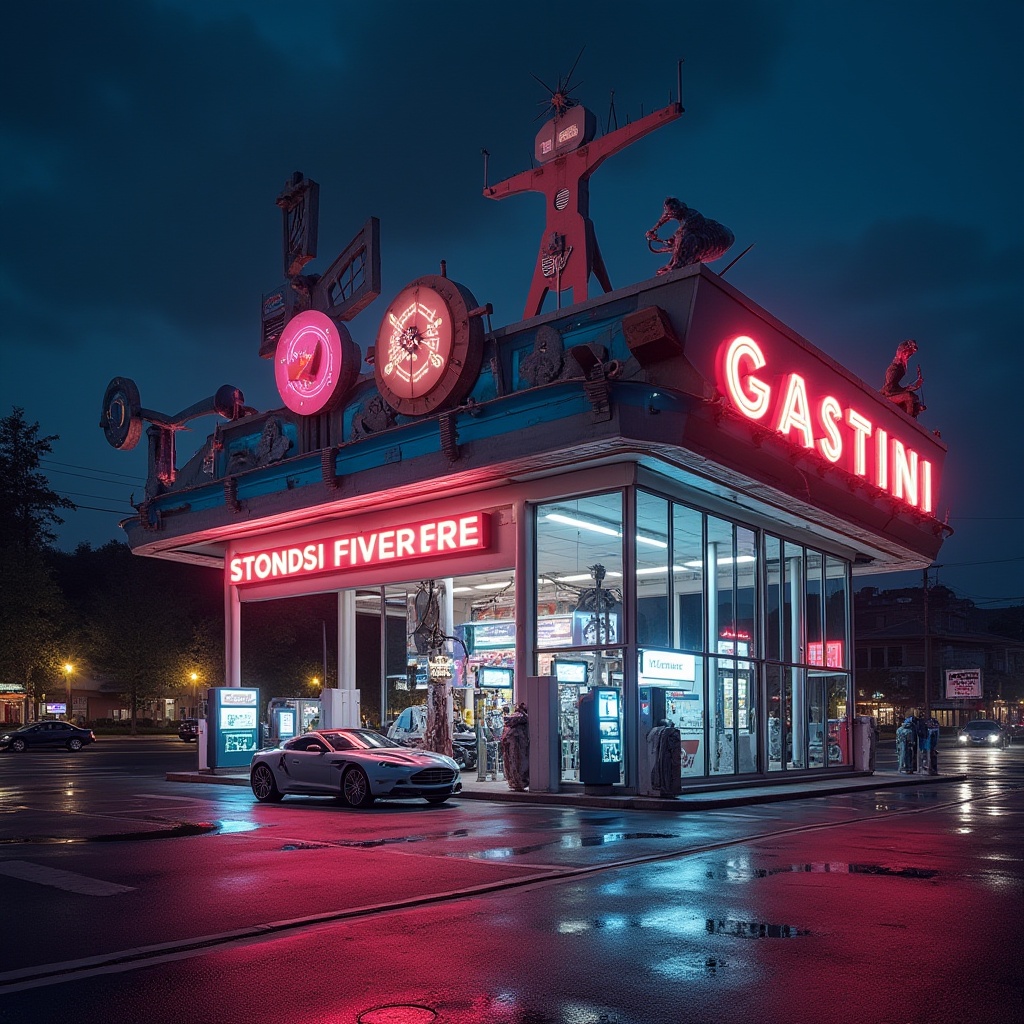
[374,276,483,416]
[274,311,355,415]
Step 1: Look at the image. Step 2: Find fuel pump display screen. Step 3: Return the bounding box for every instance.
[208,688,260,768]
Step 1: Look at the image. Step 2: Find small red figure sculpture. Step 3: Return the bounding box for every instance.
[881,339,926,417]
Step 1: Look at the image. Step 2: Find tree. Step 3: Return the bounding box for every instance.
[58,542,222,732]
[0,408,76,550]
[0,545,66,714]
[0,409,76,716]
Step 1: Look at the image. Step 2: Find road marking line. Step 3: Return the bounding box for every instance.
[0,860,135,896]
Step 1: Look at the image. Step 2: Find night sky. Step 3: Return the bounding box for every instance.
[2,1,1021,606]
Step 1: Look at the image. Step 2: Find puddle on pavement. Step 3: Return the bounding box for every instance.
[707,918,808,938]
[455,832,678,860]
[708,861,938,880]
[0,819,262,844]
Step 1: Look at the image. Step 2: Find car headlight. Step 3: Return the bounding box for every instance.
[958,735,967,742]
[989,734,1000,744]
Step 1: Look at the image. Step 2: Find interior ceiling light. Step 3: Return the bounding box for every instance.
[545,512,620,537]
[683,555,756,569]
[635,565,687,576]
[474,580,514,590]
[550,571,623,583]
[450,586,474,593]
[544,511,667,548]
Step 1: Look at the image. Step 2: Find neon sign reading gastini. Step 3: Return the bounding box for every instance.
[228,512,490,585]
[720,336,933,512]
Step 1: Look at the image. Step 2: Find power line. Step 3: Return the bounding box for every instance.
[58,490,135,505]
[71,503,133,515]
[41,458,144,485]
[938,554,1024,568]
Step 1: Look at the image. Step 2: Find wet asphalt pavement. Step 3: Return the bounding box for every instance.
[0,737,1020,1024]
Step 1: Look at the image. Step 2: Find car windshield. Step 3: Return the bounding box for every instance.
[321,729,401,751]
[964,722,997,733]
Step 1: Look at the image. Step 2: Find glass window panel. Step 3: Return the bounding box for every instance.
[735,526,757,658]
[825,556,849,668]
[766,664,784,771]
[672,656,706,778]
[636,491,670,648]
[782,543,804,665]
[709,656,737,776]
[807,674,826,768]
[672,503,704,653]
[827,673,851,765]
[535,493,623,651]
[765,535,782,662]
[707,517,735,656]
[786,666,804,768]
[805,550,823,652]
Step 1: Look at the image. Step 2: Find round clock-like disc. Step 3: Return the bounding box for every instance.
[274,310,358,415]
[374,275,483,416]
[100,376,143,450]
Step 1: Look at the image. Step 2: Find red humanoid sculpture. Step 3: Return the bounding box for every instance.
[484,67,682,319]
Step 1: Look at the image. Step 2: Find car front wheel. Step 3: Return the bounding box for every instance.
[11,738,27,753]
[251,763,284,803]
[67,738,83,751]
[341,766,374,808]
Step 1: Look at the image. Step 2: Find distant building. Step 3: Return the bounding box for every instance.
[854,585,1024,728]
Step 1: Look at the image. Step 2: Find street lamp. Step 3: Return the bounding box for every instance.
[190,672,199,717]
[63,663,73,721]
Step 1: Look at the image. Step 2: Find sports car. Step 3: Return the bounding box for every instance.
[249,728,461,808]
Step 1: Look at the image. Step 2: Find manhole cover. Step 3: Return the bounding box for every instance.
[358,1006,436,1024]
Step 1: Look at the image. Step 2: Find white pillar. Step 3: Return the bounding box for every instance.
[224,582,241,687]
[338,590,356,690]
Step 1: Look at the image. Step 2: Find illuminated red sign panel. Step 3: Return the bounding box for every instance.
[808,641,844,668]
[719,336,933,513]
[229,512,491,585]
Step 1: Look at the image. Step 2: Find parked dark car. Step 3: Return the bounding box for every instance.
[956,720,1010,748]
[177,719,199,741]
[0,720,96,752]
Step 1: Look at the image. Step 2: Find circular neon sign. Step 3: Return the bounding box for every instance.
[374,276,483,416]
[274,310,357,415]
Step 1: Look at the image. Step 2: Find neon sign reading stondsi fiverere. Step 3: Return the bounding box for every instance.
[228,512,490,585]
[720,336,934,513]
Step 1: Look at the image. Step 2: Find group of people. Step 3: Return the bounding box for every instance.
[896,710,940,775]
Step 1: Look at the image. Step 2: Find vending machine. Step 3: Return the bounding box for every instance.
[206,687,260,770]
[578,687,622,785]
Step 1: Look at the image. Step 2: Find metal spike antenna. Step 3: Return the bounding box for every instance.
[530,71,557,95]
[563,46,585,91]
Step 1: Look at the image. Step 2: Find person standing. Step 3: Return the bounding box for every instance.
[914,711,930,774]
[924,715,941,775]
[896,715,917,773]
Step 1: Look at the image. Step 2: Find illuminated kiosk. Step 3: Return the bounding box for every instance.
[102,74,948,795]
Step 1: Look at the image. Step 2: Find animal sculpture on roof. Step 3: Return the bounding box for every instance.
[646,197,734,275]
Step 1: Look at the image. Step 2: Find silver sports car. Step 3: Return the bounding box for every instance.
[249,728,462,807]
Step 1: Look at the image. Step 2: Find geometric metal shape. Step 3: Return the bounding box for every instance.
[260,284,299,359]
[622,305,683,364]
[99,376,143,450]
[276,172,319,278]
[312,217,382,322]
